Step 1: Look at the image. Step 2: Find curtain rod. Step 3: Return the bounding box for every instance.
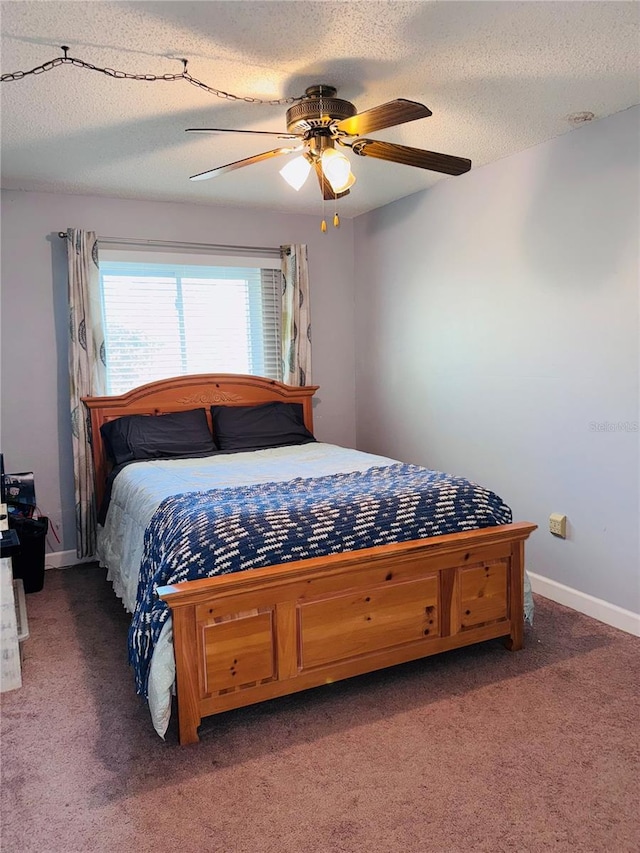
[57,233,281,255]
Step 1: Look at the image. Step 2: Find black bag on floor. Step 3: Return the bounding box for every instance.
[9,516,49,593]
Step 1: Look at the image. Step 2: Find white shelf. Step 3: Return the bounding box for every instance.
[1,557,21,691]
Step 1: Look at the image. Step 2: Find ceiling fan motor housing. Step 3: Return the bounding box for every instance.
[286,85,357,134]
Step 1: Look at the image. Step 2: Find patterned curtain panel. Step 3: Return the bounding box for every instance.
[281,244,312,386]
[66,229,106,558]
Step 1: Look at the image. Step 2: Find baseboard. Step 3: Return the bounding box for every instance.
[528,571,640,637]
[45,550,95,570]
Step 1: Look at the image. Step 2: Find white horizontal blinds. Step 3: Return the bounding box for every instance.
[101,271,181,392]
[99,255,283,395]
[259,268,283,380]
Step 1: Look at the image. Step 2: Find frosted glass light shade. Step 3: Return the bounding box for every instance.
[321,149,356,193]
[280,156,312,190]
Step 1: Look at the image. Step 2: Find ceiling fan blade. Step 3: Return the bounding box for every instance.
[351,139,471,175]
[190,145,303,181]
[186,128,300,139]
[313,160,350,200]
[335,99,432,136]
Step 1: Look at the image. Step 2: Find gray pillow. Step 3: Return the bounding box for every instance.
[211,402,315,451]
[100,408,215,465]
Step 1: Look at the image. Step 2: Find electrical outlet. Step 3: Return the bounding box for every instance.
[549,513,567,538]
[0,504,8,531]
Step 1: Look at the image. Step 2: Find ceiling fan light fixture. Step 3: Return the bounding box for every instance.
[184,87,468,195]
[321,148,356,193]
[279,155,312,190]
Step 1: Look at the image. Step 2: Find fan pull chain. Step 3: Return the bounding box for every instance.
[320,190,340,231]
[319,86,328,232]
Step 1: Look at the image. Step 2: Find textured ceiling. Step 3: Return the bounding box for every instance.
[1,1,638,217]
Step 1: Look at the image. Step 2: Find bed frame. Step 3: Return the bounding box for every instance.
[83,374,536,745]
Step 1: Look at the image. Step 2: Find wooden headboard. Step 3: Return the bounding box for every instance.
[82,374,319,510]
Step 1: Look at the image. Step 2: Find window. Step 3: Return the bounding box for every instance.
[99,250,282,395]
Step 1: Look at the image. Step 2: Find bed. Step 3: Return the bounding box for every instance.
[83,374,536,745]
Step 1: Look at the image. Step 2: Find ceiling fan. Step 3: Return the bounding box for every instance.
[186,85,472,200]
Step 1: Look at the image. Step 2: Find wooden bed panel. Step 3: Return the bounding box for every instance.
[83,374,537,745]
[200,610,275,693]
[459,561,509,629]
[298,575,440,668]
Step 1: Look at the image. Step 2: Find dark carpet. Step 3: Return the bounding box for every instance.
[1,565,638,853]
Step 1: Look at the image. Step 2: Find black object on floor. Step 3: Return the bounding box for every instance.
[9,516,48,593]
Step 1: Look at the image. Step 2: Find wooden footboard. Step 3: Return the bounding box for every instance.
[159,521,536,745]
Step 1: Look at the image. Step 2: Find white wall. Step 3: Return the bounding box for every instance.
[0,191,356,554]
[354,107,640,615]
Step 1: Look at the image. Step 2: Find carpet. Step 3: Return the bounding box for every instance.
[1,565,638,853]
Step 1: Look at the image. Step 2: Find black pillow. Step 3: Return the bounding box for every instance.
[100,408,216,465]
[211,402,315,451]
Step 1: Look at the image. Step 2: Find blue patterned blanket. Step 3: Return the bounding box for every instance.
[128,464,512,696]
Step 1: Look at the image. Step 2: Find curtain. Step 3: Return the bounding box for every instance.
[66,229,106,557]
[281,244,312,386]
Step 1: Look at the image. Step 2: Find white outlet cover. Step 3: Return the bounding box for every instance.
[549,513,567,537]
